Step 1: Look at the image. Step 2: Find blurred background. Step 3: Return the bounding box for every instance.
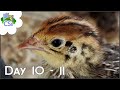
[1,12,119,78]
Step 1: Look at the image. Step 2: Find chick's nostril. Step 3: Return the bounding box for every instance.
[18,37,38,49]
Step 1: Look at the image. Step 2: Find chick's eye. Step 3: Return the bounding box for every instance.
[51,39,63,47]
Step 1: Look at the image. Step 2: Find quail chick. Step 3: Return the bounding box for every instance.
[18,16,119,78]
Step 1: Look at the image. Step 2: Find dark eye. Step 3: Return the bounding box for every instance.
[51,39,63,47]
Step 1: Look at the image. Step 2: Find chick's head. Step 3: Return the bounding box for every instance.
[18,16,103,69]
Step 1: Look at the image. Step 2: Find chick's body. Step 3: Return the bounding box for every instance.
[18,16,104,78]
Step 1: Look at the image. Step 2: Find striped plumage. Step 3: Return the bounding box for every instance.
[18,16,119,78]
[70,12,119,44]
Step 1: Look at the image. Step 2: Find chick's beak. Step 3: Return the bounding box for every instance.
[17,36,45,51]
